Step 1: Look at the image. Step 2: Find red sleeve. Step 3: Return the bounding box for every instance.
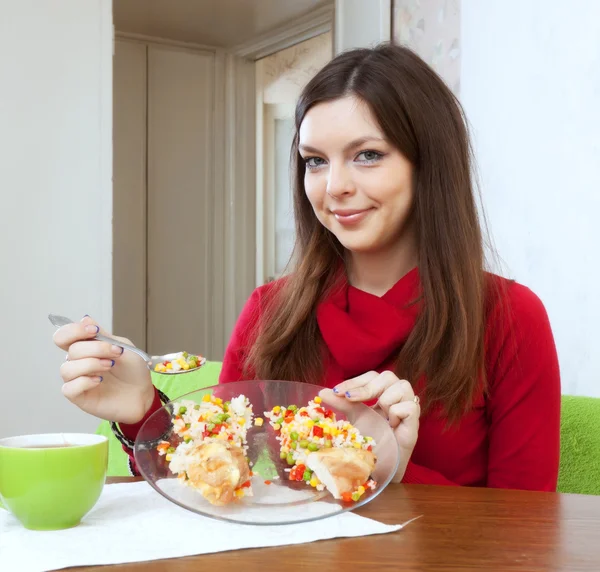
[402,460,458,485]
[484,282,561,491]
[117,387,163,476]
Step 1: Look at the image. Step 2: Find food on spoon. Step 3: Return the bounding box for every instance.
[156,394,254,505]
[264,396,377,502]
[154,351,204,373]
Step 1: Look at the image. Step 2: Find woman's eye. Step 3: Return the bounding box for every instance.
[305,157,326,169]
[356,150,383,163]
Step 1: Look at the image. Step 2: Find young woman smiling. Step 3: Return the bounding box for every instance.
[53,44,561,491]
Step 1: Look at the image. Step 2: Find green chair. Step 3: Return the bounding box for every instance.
[96,360,223,477]
[557,395,600,495]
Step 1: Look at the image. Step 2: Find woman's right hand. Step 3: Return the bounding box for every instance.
[53,315,155,424]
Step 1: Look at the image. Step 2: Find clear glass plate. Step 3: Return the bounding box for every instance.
[134,380,400,525]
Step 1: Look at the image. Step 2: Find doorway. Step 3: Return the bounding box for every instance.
[111,0,334,360]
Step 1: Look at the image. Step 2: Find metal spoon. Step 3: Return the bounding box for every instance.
[48,314,206,374]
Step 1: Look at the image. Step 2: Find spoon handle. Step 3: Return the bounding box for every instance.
[95,333,152,366]
[48,314,152,366]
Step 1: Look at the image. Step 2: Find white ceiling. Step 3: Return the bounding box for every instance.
[113,0,332,47]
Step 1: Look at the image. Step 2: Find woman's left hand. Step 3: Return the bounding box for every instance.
[331,370,421,482]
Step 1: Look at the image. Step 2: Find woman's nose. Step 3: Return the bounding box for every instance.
[326,164,355,198]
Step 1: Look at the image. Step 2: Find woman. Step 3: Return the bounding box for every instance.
[53,44,561,490]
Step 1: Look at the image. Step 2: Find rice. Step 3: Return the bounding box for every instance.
[156,394,254,498]
[264,396,377,498]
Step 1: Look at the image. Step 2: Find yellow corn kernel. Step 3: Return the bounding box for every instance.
[254,417,264,427]
[166,363,172,369]
[213,397,223,405]
[322,426,331,435]
[273,406,281,414]
[273,423,281,431]
[306,420,314,429]
[202,394,211,402]
[314,396,322,404]
[234,489,244,498]
[310,477,319,487]
[357,486,365,495]
[165,454,173,462]
[238,418,245,426]
[182,363,190,370]
[353,442,362,449]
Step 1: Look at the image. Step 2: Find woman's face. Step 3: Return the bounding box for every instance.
[299,95,414,256]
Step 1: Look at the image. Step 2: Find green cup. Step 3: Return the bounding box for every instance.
[0,432,108,530]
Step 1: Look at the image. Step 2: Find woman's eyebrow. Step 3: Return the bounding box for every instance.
[299,136,385,155]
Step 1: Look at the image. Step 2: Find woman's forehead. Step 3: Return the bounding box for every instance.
[299,96,384,148]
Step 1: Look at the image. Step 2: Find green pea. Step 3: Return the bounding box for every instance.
[178,406,187,415]
[290,442,297,450]
[207,423,215,431]
[185,423,191,429]
[184,436,192,443]
[299,440,309,449]
[182,351,189,358]
[302,469,312,482]
[276,417,284,425]
[218,413,230,423]
[324,439,332,448]
[194,404,200,411]
[286,454,295,465]
[287,405,298,412]
[224,401,231,411]
[308,443,319,452]
[352,492,360,502]
[290,431,299,441]
[280,450,287,460]
[167,446,176,454]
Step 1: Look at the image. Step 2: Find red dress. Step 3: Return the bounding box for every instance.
[121,268,561,491]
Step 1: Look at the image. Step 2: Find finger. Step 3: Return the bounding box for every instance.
[61,376,103,400]
[343,370,400,402]
[388,400,420,429]
[67,340,124,361]
[318,388,357,415]
[60,357,115,382]
[332,371,379,396]
[377,379,415,417]
[53,322,100,351]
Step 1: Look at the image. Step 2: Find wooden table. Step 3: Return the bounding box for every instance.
[71,477,600,571]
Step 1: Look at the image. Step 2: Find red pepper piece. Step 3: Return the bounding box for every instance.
[341,492,353,503]
[241,480,251,488]
[264,480,272,485]
[300,411,309,417]
[312,426,324,438]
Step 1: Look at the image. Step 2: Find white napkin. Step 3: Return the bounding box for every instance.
[0,481,412,572]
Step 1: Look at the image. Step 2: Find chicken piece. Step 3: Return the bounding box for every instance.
[185,441,250,506]
[306,447,376,499]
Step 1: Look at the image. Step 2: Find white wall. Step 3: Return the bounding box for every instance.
[0,0,113,437]
[461,0,600,396]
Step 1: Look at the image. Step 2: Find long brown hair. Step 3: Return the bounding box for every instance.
[246,44,495,421]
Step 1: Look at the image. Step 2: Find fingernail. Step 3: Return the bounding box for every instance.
[111,345,124,356]
[345,391,351,398]
[85,325,99,334]
[332,388,339,394]
[80,315,89,322]
[96,376,103,383]
[110,360,115,367]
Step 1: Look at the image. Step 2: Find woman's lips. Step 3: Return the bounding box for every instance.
[332,208,373,225]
